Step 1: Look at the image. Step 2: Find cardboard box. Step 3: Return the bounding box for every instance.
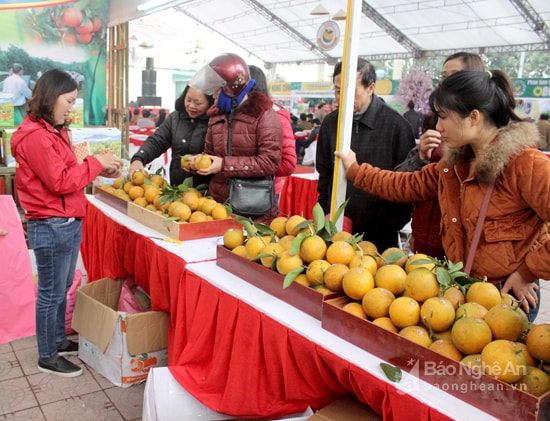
[306,395,381,420]
[72,277,169,387]
[94,188,240,241]
[216,245,342,320]
[143,367,314,421]
[322,296,550,420]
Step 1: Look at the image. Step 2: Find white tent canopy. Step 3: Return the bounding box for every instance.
[115,0,550,66]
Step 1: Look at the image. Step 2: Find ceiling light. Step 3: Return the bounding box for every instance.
[310,4,330,16]
[137,0,183,12]
[332,9,347,21]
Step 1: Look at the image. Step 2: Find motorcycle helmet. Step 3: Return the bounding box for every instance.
[189,53,250,97]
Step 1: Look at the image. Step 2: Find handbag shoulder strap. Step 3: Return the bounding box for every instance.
[464,183,494,275]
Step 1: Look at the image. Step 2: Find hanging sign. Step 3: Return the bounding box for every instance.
[316,20,340,51]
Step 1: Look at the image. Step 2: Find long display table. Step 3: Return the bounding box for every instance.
[81,196,497,420]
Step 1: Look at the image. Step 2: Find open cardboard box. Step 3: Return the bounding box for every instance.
[94,188,240,240]
[306,395,381,420]
[72,277,169,387]
[322,296,550,420]
[216,245,342,320]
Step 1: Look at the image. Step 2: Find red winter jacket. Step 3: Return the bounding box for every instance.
[204,91,282,206]
[10,115,103,219]
[273,103,297,196]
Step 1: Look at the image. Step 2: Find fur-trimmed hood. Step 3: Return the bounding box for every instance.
[444,121,539,184]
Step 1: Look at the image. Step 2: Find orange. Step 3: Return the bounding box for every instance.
[232,245,248,258]
[299,235,328,263]
[182,191,200,211]
[278,235,295,250]
[341,266,375,300]
[168,200,185,218]
[189,211,208,223]
[515,342,537,367]
[481,339,527,383]
[325,241,355,266]
[526,324,550,363]
[200,198,218,215]
[432,328,453,343]
[211,204,229,220]
[180,154,192,170]
[195,154,212,169]
[348,254,378,276]
[260,243,285,268]
[131,171,146,186]
[323,263,349,291]
[245,235,271,259]
[305,259,331,286]
[451,317,492,355]
[173,203,192,221]
[372,317,399,333]
[429,339,463,362]
[405,253,435,273]
[293,274,310,287]
[461,354,483,372]
[466,281,501,310]
[128,185,145,200]
[285,215,307,235]
[112,177,124,189]
[442,286,465,310]
[342,302,367,319]
[269,216,288,238]
[276,250,303,275]
[389,296,420,328]
[399,326,432,347]
[420,297,456,332]
[224,228,245,250]
[374,264,407,296]
[331,231,353,241]
[123,181,134,193]
[150,174,166,188]
[133,197,148,208]
[405,267,440,302]
[378,247,407,267]
[362,287,395,320]
[484,303,529,341]
[144,186,160,204]
[356,240,378,258]
[455,301,488,320]
[514,366,550,397]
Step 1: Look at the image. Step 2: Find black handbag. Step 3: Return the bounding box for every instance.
[228,176,274,217]
[226,109,274,218]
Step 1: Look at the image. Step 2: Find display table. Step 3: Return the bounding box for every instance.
[81,196,497,421]
[279,172,318,219]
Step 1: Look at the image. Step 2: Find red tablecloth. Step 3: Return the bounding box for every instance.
[81,199,490,421]
[169,268,452,420]
[279,174,318,219]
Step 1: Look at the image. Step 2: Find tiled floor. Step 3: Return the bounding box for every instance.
[0,335,144,420]
[1,282,550,420]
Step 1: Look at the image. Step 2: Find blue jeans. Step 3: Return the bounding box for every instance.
[27,217,82,358]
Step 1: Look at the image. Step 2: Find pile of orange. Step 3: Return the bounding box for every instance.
[222,219,550,396]
[99,172,230,223]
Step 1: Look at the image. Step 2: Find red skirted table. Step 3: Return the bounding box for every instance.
[279,172,319,219]
[81,196,498,421]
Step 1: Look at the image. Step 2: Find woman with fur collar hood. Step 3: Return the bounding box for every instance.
[336,69,548,321]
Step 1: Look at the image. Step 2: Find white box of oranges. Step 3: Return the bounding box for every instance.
[320,250,550,420]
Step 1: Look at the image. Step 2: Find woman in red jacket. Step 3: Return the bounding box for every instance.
[188,53,282,224]
[11,69,122,377]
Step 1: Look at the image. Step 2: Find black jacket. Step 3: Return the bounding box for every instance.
[130,103,210,186]
[316,94,415,250]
